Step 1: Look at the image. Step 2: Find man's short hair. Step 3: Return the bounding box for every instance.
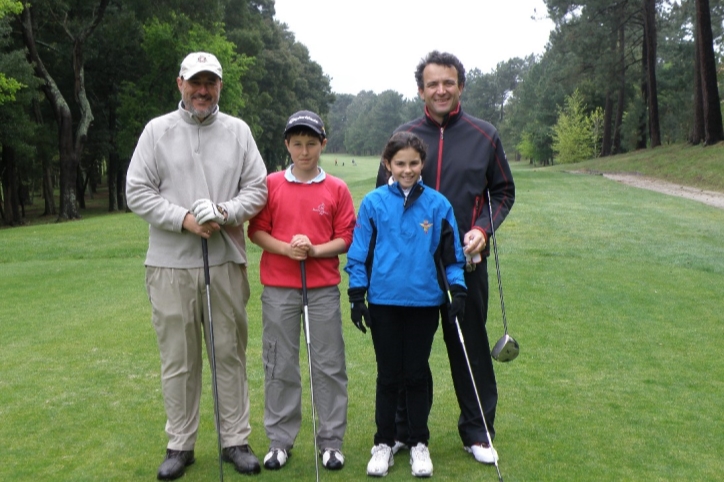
[415,51,466,90]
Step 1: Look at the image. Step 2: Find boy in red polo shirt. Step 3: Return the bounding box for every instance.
[248,110,356,472]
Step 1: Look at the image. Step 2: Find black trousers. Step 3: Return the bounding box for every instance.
[368,304,439,447]
[395,260,498,446]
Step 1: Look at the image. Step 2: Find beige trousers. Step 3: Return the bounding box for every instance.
[145,263,251,450]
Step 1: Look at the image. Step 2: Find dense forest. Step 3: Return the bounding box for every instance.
[1,0,723,226]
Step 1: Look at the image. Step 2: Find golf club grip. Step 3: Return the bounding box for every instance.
[201,238,211,285]
[300,260,308,305]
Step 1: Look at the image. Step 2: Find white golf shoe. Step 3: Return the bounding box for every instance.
[367,444,394,477]
[263,448,288,470]
[409,443,433,477]
[321,448,344,470]
[464,442,499,464]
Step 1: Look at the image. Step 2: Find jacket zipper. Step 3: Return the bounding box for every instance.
[436,127,444,191]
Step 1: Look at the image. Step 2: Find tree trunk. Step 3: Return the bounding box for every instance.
[108,101,118,211]
[77,165,87,209]
[42,163,56,216]
[643,0,661,147]
[638,27,648,150]
[695,0,724,145]
[108,151,118,211]
[19,1,109,221]
[690,24,705,145]
[613,22,626,154]
[601,90,613,157]
[2,146,22,226]
[32,98,57,216]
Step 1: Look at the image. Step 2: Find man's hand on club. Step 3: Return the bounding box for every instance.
[448,284,467,324]
[348,287,370,334]
[192,198,226,225]
[183,213,220,239]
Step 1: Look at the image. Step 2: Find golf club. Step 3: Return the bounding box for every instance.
[300,260,321,482]
[438,258,504,482]
[486,189,520,363]
[201,238,224,482]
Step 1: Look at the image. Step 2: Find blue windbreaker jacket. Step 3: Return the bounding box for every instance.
[345,180,466,306]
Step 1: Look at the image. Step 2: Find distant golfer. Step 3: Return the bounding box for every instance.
[347,131,467,477]
[248,110,356,471]
[376,50,515,465]
[126,51,268,480]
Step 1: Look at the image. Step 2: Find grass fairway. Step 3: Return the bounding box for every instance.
[1,155,723,481]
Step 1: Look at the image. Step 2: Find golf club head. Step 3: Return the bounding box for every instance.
[491,334,519,362]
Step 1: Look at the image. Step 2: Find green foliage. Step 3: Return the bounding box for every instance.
[516,131,539,161]
[117,14,251,158]
[0,73,23,105]
[343,90,405,156]
[0,0,21,18]
[552,89,596,164]
[0,7,25,105]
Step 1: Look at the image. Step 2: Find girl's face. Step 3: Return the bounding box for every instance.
[384,147,423,190]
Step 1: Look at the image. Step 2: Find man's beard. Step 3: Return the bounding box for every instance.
[183,94,218,119]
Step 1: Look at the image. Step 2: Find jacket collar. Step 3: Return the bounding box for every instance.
[424,102,462,128]
[387,178,425,208]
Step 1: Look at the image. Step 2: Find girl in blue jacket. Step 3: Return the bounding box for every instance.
[345,131,466,478]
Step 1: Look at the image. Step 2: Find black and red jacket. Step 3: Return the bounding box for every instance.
[376,103,515,254]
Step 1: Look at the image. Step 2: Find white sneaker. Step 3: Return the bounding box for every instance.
[409,443,433,477]
[367,444,394,477]
[464,442,499,464]
[263,448,288,470]
[391,440,409,454]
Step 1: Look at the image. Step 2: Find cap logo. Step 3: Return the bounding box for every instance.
[197,55,207,63]
[287,114,321,126]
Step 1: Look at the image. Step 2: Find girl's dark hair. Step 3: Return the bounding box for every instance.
[414,50,466,90]
[382,131,427,163]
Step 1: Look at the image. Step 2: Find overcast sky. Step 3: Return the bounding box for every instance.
[273,0,555,100]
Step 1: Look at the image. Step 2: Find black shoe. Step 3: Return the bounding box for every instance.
[222,445,261,475]
[157,449,195,480]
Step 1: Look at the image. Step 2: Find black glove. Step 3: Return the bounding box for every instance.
[348,287,370,334]
[447,284,467,324]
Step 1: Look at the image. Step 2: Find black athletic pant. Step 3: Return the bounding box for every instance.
[368,304,439,447]
[395,260,498,446]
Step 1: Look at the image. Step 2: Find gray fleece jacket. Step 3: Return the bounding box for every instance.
[126,103,268,268]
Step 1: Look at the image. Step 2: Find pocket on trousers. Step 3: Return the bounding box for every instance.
[263,339,277,379]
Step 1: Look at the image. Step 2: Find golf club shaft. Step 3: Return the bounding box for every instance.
[487,189,510,335]
[300,260,320,482]
[439,258,503,482]
[202,238,224,482]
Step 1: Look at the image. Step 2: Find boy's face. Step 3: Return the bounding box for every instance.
[384,147,423,190]
[285,133,327,176]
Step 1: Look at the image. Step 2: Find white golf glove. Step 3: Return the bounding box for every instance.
[191,198,226,225]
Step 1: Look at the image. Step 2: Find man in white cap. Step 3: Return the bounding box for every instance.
[127,52,268,480]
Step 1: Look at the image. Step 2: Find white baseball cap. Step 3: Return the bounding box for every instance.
[179,52,223,80]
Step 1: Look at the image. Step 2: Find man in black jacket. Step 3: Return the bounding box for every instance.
[376,50,515,465]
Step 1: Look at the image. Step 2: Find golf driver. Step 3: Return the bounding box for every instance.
[438,258,504,482]
[300,260,321,482]
[486,189,520,363]
[201,238,224,482]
